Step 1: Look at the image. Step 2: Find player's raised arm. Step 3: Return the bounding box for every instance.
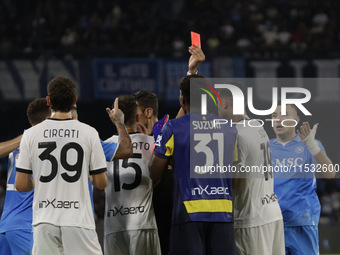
[0,135,22,158]
[187,44,205,75]
[176,44,206,118]
[297,122,335,179]
[106,98,133,159]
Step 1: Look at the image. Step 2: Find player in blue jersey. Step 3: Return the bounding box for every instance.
[134,45,205,255]
[0,98,132,255]
[0,98,51,255]
[149,75,239,255]
[270,104,334,255]
[0,135,22,158]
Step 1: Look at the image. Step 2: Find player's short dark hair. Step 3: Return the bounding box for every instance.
[179,74,205,105]
[132,91,158,117]
[26,98,51,126]
[47,76,77,112]
[114,95,137,126]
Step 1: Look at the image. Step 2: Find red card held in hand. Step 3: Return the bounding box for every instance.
[191,31,201,48]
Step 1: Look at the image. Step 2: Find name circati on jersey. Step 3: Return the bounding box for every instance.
[43,128,79,138]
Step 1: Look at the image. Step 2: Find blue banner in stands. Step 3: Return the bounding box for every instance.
[93,58,162,99]
[163,60,212,103]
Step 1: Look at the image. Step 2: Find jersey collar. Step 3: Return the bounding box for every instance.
[272,134,301,145]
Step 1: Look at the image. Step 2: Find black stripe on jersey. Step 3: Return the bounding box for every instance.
[153,151,170,159]
[47,118,73,121]
[16,167,33,174]
[90,167,107,175]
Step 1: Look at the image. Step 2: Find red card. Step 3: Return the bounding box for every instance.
[191,31,201,48]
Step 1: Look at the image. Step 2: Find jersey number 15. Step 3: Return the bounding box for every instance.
[113,153,142,192]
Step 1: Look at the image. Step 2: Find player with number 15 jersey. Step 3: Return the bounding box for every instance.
[104,134,160,253]
[104,95,160,255]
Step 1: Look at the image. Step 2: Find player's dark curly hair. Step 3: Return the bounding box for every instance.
[115,95,137,126]
[47,76,77,112]
[132,91,158,117]
[26,98,51,126]
[179,74,205,106]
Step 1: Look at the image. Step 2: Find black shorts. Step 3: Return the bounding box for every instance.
[169,221,235,255]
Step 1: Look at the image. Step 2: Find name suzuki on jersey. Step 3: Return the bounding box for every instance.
[191,185,229,196]
[192,120,221,130]
[39,198,79,209]
[107,205,145,217]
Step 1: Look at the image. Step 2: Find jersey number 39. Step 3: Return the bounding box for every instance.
[38,142,84,183]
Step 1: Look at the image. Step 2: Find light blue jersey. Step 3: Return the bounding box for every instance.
[0,148,33,255]
[101,139,118,162]
[90,139,118,213]
[270,135,325,227]
[0,139,118,254]
[0,148,33,233]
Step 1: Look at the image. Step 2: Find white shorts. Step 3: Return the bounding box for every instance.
[104,229,161,255]
[33,223,102,255]
[235,220,285,255]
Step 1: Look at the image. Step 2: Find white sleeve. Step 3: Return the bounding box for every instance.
[16,131,32,174]
[89,130,107,175]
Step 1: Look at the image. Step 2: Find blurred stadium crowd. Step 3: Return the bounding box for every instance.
[0,0,339,58]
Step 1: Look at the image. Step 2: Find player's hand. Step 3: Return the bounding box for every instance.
[137,122,148,135]
[297,122,321,155]
[297,122,316,140]
[153,114,169,142]
[188,45,205,74]
[106,98,125,125]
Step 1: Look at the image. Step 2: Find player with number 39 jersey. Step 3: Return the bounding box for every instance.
[16,119,106,229]
[15,76,114,255]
